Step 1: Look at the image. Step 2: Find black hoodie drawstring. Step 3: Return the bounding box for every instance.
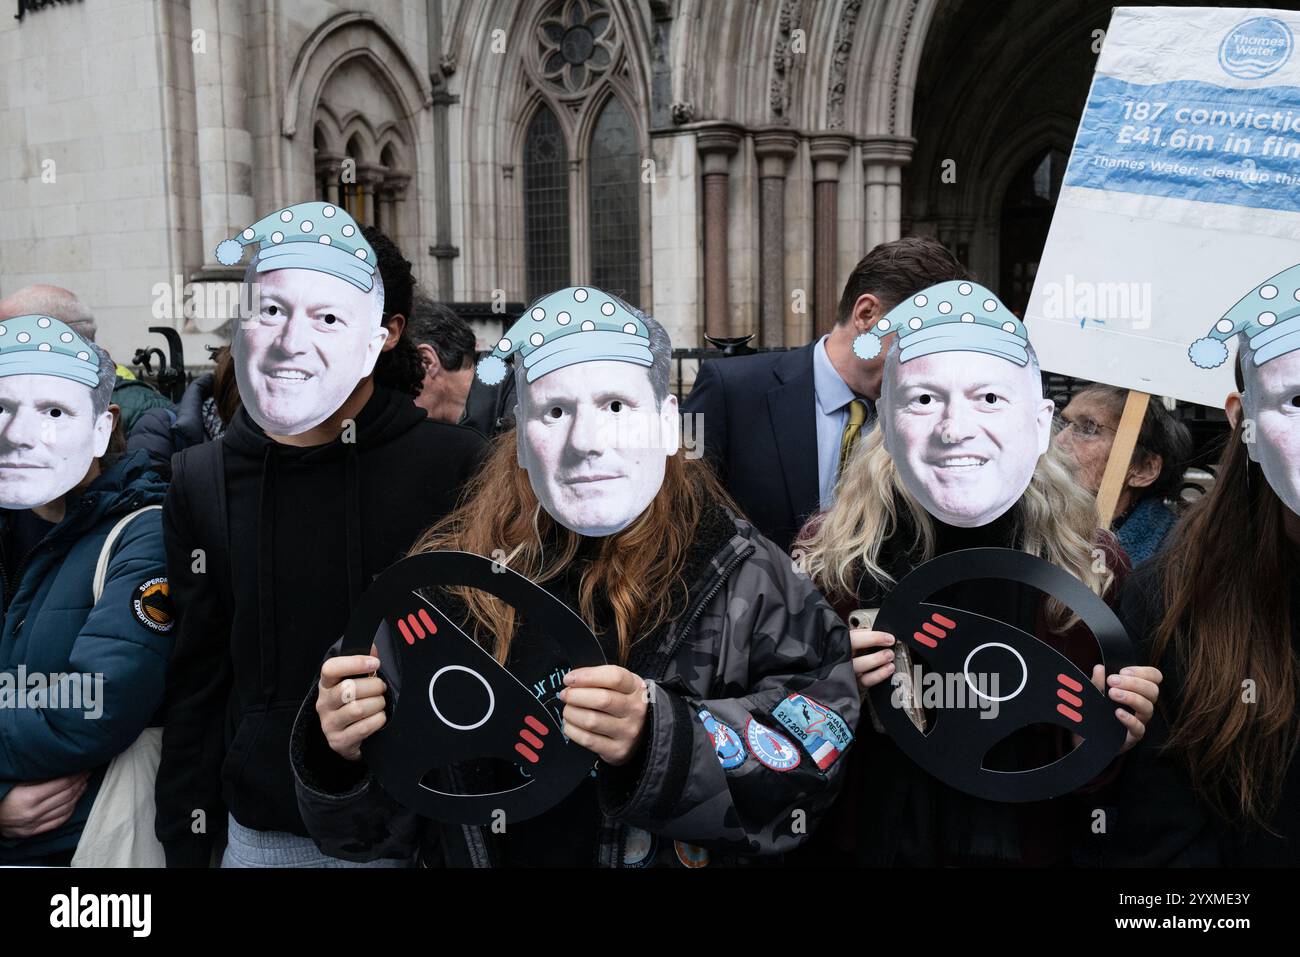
[257,444,279,703]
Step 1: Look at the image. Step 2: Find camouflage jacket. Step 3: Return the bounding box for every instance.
[289,503,858,867]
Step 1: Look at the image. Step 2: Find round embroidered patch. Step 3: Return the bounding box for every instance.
[674,840,710,868]
[131,577,174,633]
[622,826,656,867]
[697,708,746,769]
[745,718,801,772]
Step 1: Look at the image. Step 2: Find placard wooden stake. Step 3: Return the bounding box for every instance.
[1095,390,1150,527]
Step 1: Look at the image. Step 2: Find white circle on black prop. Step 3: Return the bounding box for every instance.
[428,665,496,731]
[963,641,1028,703]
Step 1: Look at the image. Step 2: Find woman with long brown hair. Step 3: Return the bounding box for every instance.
[291,289,859,868]
[1110,337,1300,866]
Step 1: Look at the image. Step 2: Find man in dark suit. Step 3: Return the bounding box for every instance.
[683,237,971,551]
[406,295,517,437]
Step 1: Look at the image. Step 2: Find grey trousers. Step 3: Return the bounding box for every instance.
[220,814,414,869]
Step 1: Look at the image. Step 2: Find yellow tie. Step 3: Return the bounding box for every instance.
[838,399,868,477]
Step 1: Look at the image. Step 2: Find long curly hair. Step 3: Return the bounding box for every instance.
[798,426,1111,630]
[408,429,736,665]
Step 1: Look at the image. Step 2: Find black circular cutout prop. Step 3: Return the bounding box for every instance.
[339,551,605,825]
[867,548,1135,803]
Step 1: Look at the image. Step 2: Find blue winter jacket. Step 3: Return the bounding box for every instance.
[0,450,170,863]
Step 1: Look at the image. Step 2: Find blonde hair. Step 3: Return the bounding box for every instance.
[799,426,1112,630]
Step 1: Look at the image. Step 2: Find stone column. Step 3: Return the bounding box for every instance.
[753,129,799,348]
[315,154,343,206]
[357,165,386,228]
[697,125,741,340]
[379,172,411,240]
[426,0,459,299]
[191,0,254,281]
[809,134,852,337]
[861,134,915,252]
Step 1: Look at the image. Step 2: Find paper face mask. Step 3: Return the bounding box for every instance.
[478,287,679,537]
[866,281,1054,529]
[216,202,389,436]
[1243,350,1300,516]
[1189,264,1300,516]
[0,315,112,510]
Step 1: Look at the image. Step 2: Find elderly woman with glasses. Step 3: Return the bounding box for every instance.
[1054,384,1194,566]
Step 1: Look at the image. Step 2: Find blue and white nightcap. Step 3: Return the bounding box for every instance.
[214,201,377,293]
[1189,264,1300,370]
[476,287,653,386]
[853,280,1030,367]
[0,315,99,388]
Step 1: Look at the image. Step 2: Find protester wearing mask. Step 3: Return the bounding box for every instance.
[1108,267,1300,866]
[291,287,858,867]
[154,202,486,868]
[0,285,171,434]
[795,281,1161,866]
[0,316,170,866]
[1055,384,1192,566]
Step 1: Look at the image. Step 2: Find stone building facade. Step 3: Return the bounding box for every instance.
[0,0,1263,367]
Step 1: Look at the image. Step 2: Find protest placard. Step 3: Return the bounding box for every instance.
[1027,6,1300,409]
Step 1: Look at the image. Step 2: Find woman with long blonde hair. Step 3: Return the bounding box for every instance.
[794,334,1161,867]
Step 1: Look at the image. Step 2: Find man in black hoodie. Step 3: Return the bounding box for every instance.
[155,202,485,867]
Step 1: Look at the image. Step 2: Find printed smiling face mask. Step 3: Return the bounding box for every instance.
[216,201,388,437]
[479,286,679,538]
[861,280,1054,529]
[880,350,1054,528]
[233,267,388,436]
[0,316,112,510]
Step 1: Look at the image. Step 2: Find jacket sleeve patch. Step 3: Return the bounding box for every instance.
[697,708,747,770]
[131,577,174,633]
[772,694,854,770]
[744,718,801,772]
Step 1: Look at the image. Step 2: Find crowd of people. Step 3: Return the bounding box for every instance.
[0,203,1293,869]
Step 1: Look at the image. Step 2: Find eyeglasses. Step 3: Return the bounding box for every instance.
[1058,414,1116,439]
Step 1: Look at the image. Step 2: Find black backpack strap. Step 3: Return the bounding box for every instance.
[171,439,231,597]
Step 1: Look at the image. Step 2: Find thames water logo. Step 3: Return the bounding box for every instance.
[1219,17,1293,80]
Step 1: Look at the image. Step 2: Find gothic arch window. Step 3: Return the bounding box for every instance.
[518,0,645,306]
[588,97,639,304]
[312,58,414,237]
[523,105,571,302]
